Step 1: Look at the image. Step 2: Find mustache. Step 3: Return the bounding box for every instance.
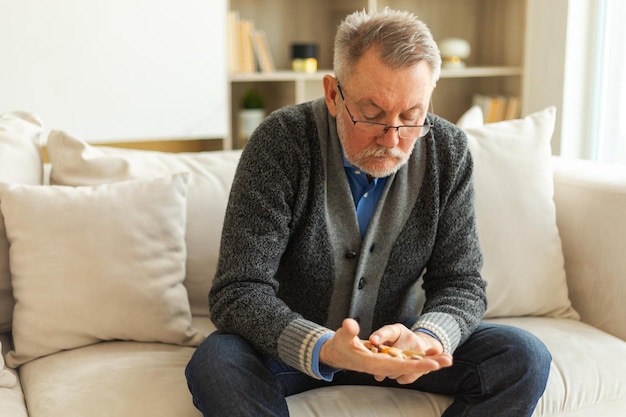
[357,146,407,159]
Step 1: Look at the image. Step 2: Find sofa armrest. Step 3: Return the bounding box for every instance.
[552,156,626,341]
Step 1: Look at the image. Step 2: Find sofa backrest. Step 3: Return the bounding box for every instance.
[552,156,626,340]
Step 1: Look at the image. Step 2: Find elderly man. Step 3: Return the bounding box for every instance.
[186,8,551,417]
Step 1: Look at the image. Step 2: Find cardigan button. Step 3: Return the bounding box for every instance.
[358,277,366,289]
[345,251,357,259]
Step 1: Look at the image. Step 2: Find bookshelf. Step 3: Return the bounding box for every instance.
[225,0,527,150]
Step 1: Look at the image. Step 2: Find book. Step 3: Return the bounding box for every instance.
[226,11,240,73]
[226,12,276,74]
[471,94,493,121]
[251,29,276,73]
[237,19,256,73]
[504,96,521,120]
[487,96,507,123]
[472,94,521,123]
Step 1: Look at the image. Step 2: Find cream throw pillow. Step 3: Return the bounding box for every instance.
[46,131,241,316]
[2,173,204,367]
[465,106,578,319]
[0,112,44,333]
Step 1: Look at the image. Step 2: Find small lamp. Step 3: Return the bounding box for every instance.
[439,38,471,69]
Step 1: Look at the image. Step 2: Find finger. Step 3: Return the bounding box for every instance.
[430,353,453,368]
[412,354,450,371]
[424,346,442,356]
[333,318,360,347]
[365,353,440,381]
[383,357,450,385]
[395,373,423,385]
[374,374,386,382]
[341,318,361,338]
[369,323,403,346]
[378,367,429,384]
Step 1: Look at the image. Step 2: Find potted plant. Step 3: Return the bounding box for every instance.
[238,88,266,147]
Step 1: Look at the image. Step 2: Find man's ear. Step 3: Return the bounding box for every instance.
[323,75,339,117]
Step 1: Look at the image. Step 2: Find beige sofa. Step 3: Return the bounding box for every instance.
[1,108,626,417]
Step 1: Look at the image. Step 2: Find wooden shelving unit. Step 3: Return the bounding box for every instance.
[225,0,527,149]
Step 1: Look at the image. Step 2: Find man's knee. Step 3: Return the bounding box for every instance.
[512,327,551,383]
[486,324,552,390]
[186,332,254,381]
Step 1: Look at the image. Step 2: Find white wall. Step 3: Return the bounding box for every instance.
[524,0,600,157]
[560,0,602,159]
[0,0,227,143]
[523,0,569,155]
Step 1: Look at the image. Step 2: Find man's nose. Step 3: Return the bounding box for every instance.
[376,126,400,148]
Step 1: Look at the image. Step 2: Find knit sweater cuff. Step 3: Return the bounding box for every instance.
[277,318,335,379]
[411,312,462,353]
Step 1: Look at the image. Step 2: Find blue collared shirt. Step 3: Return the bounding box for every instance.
[341,154,388,239]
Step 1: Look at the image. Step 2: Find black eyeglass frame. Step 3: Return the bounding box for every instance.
[336,82,434,139]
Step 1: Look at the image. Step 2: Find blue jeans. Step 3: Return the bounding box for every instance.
[185,323,551,416]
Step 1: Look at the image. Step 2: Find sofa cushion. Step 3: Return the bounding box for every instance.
[17,341,201,417]
[464,107,578,319]
[1,173,204,367]
[0,333,26,416]
[0,335,17,388]
[489,317,626,416]
[46,130,241,317]
[0,112,44,333]
[287,385,452,416]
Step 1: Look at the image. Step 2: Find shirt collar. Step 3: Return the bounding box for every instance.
[340,145,388,184]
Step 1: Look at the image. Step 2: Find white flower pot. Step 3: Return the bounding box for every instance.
[238,109,265,147]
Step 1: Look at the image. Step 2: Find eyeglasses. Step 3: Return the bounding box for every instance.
[337,82,434,139]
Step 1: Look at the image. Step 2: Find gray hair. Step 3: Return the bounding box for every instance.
[333,8,441,83]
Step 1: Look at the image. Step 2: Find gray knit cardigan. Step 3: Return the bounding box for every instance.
[209,97,486,379]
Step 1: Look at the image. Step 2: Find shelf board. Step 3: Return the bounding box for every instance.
[230,66,523,83]
[230,70,333,83]
[440,66,524,78]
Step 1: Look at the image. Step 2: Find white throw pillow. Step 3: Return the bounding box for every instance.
[465,106,578,319]
[1,173,204,367]
[456,105,484,129]
[46,131,241,317]
[0,112,44,333]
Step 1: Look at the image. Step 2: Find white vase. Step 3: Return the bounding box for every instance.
[439,37,471,69]
[238,109,265,147]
